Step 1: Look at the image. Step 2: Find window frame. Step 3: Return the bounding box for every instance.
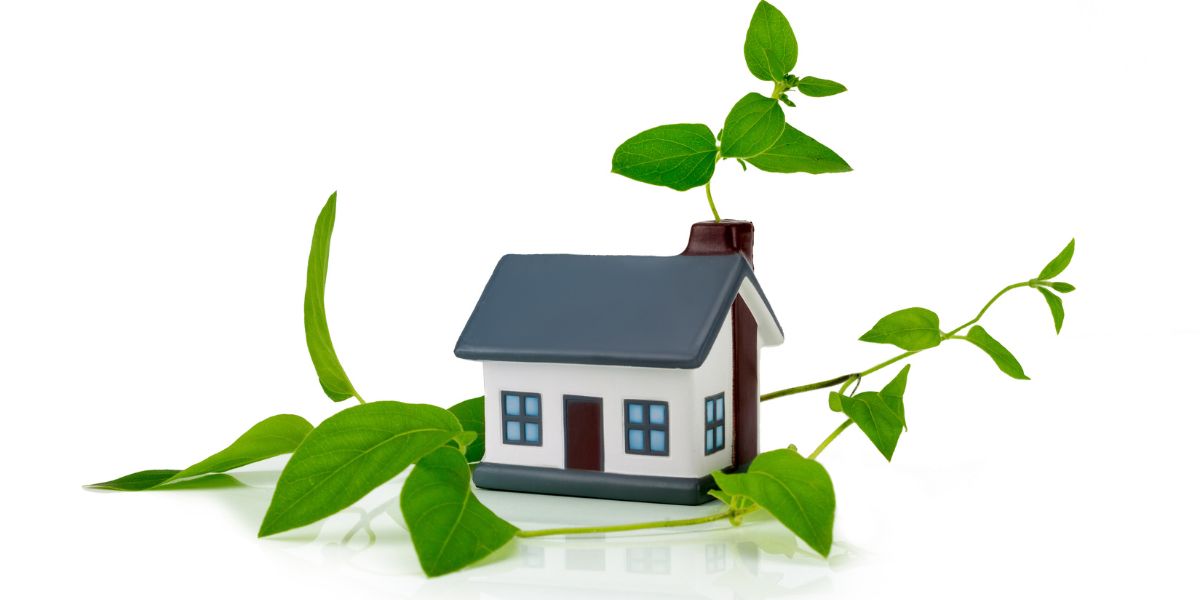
[500,390,543,446]
[704,392,726,455]
[624,399,669,456]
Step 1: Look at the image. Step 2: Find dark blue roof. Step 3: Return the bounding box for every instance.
[454,253,783,369]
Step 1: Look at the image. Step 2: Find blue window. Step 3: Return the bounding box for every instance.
[501,391,542,446]
[625,399,668,456]
[704,393,725,455]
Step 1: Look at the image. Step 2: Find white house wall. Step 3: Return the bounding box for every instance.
[480,306,742,479]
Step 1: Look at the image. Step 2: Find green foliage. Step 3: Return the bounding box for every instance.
[964,325,1029,380]
[827,390,843,412]
[796,76,847,97]
[258,402,461,537]
[746,124,852,174]
[1047,282,1075,293]
[87,471,243,491]
[713,449,836,557]
[744,1,798,82]
[720,92,787,159]
[611,124,718,191]
[1037,287,1065,333]
[1038,239,1075,280]
[400,447,518,576]
[304,192,360,402]
[611,0,849,217]
[86,414,312,491]
[448,396,486,462]
[835,365,910,461]
[859,307,942,351]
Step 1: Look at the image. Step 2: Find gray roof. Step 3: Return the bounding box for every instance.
[454,253,783,369]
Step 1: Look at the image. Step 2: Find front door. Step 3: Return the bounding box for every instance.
[564,395,604,471]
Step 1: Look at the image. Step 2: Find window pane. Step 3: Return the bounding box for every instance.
[506,420,521,442]
[706,429,714,452]
[505,395,521,416]
[715,425,724,448]
[650,429,667,453]
[628,402,643,424]
[649,404,666,425]
[525,395,539,417]
[715,396,724,420]
[628,429,644,451]
[524,422,540,443]
[706,399,714,424]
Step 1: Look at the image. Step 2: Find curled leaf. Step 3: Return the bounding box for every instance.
[448,396,486,462]
[964,325,1029,380]
[304,192,360,402]
[1037,287,1065,334]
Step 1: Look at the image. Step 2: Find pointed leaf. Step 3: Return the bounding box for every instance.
[964,326,1029,380]
[401,447,517,576]
[611,124,718,191]
[86,471,243,491]
[1038,239,1075,280]
[713,449,835,557]
[85,414,313,491]
[1037,287,1065,334]
[720,92,786,158]
[259,401,462,537]
[1048,282,1076,293]
[744,1,798,82]
[448,396,485,462]
[796,76,847,97]
[746,124,852,174]
[841,366,910,461]
[305,192,359,402]
[859,307,942,351]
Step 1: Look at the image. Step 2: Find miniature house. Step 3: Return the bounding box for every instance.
[454,221,784,505]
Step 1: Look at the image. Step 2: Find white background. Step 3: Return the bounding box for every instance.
[3,0,1198,598]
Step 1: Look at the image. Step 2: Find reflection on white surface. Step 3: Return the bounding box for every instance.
[210,465,858,599]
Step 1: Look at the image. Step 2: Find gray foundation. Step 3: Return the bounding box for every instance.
[473,462,721,505]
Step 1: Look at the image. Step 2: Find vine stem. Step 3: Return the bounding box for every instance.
[705,180,721,222]
[761,374,857,401]
[515,506,757,538]
[353,393,366,405]
[808,419,852,460]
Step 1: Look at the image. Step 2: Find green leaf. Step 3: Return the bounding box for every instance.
[1048,281,1076,293]
[746,124,852,174]
[858,307,942,351]
[448,396,485,462]
[743,1,798,82]
[778,93,795,107]
[720,92,786,158]
[400,447,518,577]
[827,391,844,412]
[841,365,910,461]
[1037,287,1065,334]
[304,192,360,402]
[86,471,244,491]
[796,76,847,97]
[611,124,718,191]
[964,325,1029,380]
[85,414,313,491]
[1038,239,1075,280]
[713,449,835,557]
[258,401,462,537]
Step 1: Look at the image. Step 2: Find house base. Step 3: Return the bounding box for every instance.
[473,462,722,506]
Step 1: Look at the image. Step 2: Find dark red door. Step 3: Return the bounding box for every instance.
[564,395,604,471]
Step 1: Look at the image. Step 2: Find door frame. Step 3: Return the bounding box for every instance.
[562,395,604,471]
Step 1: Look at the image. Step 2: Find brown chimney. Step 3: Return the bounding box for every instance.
[680,219,760,467]
[680,220,754,268]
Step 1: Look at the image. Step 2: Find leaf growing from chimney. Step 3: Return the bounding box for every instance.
[611,124,718,191]
[720,92,787,159]
[744,1,798,82]
[746,124,851,174]
[401,447,518,576]
[305,192,360,402]
[259,402,462,537]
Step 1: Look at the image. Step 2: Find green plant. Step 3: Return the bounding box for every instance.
[86,1,1077,577]
[611,0,851,221]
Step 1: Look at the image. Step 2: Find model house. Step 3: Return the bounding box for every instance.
[454,221,784,505]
